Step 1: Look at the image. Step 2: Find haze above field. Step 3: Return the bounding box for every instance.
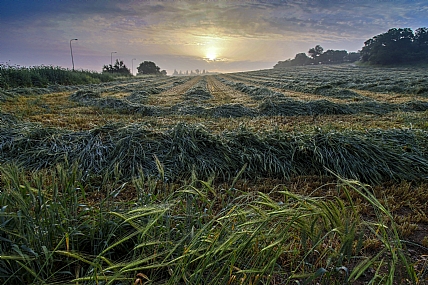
[1,0,427,74]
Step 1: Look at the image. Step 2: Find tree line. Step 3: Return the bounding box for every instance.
[274,46,359,68]
[103,60,167,76]
[172,69,211,76]
[361,27,428,65]
[274,27,428,68]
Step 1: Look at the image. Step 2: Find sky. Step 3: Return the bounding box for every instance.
[1,0,427,75]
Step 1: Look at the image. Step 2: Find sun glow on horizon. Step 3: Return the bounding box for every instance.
[206,51,217,61]
[205,47,218,61]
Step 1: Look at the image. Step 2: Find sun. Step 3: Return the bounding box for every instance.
[206,51,217,61]
[205,47,218,61]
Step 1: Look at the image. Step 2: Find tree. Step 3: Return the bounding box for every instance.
[173,69,178,75]
[294,53,311,65]
[345,52,360,62]
[103,59,131,76]
[360,27,428,65]
[318,50,348,64]
[413,27,428,62]
[137,61,161,75]
[274,53,312,68]
[160,70,167,76]
[308,45,324,60]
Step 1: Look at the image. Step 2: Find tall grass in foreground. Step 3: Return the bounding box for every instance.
[0,163,425,284]
[0,64,117,89]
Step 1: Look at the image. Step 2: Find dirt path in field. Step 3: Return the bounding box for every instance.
[206,75,259,107]
[148,76,202,106]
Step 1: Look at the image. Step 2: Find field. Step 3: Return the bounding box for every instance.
[1,64,428,284]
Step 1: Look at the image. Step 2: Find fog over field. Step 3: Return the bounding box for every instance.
[1,0,427,73]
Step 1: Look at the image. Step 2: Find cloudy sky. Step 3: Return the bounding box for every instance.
[1,0,427,74]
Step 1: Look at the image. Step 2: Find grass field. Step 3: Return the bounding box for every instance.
[1,64,428,284]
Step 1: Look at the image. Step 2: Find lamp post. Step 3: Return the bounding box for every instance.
[111,52,117,66]
[132,58,136,76]
[70,39,78,70]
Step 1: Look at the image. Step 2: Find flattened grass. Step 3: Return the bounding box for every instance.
[1,120,427,184]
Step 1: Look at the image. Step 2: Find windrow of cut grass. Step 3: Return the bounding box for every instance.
[99,76,190,98]
[214,77,428,116]
[0,162,425,284]
[1,120,427,184]
[237,65,428,96]
[67,87,428,119]
[0,73,172,103]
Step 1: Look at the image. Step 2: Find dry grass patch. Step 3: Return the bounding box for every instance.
[1,92,147,130]
[207,75,259,107]
[352,89,428,103]
[149,76,201,106]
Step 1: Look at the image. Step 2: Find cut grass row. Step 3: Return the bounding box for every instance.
[232,65,428,96]
[3,91,427,132]
[1,119,427,184]
[65,88,428,119]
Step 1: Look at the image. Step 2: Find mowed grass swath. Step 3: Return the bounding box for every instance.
[1,65,428,284]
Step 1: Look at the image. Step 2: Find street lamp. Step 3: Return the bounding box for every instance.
[111,51,117,66]
[70,39,78,70]
[132,58,136,76]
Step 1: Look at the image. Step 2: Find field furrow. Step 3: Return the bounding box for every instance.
[206,75,258,107]
[148,76,202,106]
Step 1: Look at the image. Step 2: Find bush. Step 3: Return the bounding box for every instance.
[0,64,116,89]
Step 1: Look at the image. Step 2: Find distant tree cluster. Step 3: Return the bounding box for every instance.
[274,27,428,69]
[103,59,131,76]
[274,45,359,69]
[172,69,209,76]
[361,27,428,65]
[137,61,167,76]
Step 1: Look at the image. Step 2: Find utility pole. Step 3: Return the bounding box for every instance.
[70,39,78,70]
[132,58,136,76]
[111,51,117,66]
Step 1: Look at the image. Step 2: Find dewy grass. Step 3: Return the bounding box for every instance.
[0,163,425,284]
[1,121,428,184]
